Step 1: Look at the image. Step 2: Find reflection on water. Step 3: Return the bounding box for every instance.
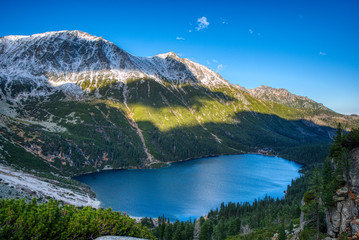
[75,154,301,221]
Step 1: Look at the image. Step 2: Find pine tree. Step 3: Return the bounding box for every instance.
[302,168,324,240]
[227,217,238,236]
[213,217,227,240]
[322,158,336,206]
[164,224,173,240]
[184,222,193,240]
[278,224,286,240]
[199,220,211,240]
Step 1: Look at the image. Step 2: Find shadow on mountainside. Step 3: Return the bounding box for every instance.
[0,77,337,176]
[1,99,334,177]
[135,110,334,165]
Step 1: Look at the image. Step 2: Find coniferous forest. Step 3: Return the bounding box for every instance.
[0,198,155,239]
[149,127,359,240]
[1,127,358,239]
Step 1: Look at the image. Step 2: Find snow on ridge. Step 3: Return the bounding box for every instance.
[1,30,105,43]
[31,30,106,42]
[135,52,230,86]
[0,30,230,98]
[155,52,180,60]
[181,57,230,87]
[1,35,29,41]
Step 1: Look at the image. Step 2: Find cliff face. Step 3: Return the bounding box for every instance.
[326,148,359,239]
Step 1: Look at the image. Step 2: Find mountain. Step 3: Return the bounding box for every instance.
[246,85,329,111]
[0,30,358,180]
[245,85,359,129]
[0,30,227,99]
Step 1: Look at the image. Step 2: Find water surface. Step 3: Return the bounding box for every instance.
[75,154,301,220]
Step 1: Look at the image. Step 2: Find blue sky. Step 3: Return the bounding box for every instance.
[1,0,359,114]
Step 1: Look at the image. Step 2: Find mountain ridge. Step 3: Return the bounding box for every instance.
[247,85,330,111]
[0,30,358,178]
[0,30,228,101]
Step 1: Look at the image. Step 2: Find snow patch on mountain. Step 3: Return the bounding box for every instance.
[0,30,229,99]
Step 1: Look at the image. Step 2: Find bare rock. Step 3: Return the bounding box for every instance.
[340,200,352,233]
[331,207,341,234]
[336,187,348,196]
[271,233,279,240]
[333,195,345,202]
[351,218,359,235]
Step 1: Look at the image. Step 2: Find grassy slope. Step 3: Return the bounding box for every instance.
[2,78,356,176]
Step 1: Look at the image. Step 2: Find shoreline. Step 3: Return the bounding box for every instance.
[0,164,101,208]
[72,150,304,179]
[0,151,303,215]
[0,151,305,222]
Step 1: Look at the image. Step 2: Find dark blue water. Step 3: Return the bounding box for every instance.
[75,154,301,220]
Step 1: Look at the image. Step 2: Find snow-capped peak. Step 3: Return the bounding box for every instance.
[1,35,29,41]
[0,30,229,98]
[156,52,180,60]
[1,30,105,42]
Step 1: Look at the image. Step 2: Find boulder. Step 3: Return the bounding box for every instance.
[336,187,348,196]
[333,195,345,202]
[271,233,279,240]
[351,219,359,234]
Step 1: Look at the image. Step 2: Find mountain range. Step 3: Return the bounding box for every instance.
[0,30,358,182]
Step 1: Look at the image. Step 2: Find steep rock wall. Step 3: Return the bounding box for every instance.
[326,148,359,239]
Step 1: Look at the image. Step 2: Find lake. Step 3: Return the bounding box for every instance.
[75,154,302,221]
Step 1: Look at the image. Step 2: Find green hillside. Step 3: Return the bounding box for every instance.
[1,78,353,177]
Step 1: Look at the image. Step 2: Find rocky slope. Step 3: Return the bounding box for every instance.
[246,85,329,111]
[325,148,359,239]
[246,85,359,131]
[0,30,228,100]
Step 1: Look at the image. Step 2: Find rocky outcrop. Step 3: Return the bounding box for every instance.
[325,148,359,239]
[247,85,330,111]
[292,199,305,239]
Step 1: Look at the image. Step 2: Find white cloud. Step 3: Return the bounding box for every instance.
[319,52,327,56]
[216,64,224,72]
[196,17,210,31]
[206,60,211,65]
[249,29,254,34]
[176,37,185,40]
[189,30,192,33]
[220,17,228,25]
[212,59,218,63]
